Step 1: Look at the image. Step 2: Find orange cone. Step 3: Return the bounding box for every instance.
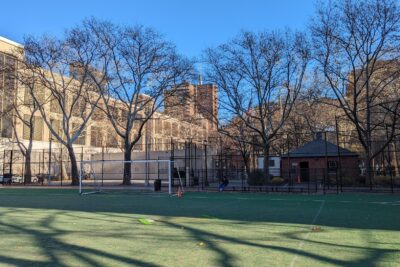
[177,187,183,198]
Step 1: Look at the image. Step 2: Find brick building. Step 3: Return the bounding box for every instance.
[164,81,218,131]
[281,133,359,182]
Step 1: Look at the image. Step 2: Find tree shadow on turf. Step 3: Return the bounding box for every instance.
[0,192,399,230]
[0,207,398,266]
[0,191,399,266]
[0,209,160,266]
[161,219,399,267]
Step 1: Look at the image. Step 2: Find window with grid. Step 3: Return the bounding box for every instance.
[164,121,171,136]
[23,115,43,141]
[72,123,86,145]
[50,97,62,114]
[106,133,119,148]
[90,126,103,147]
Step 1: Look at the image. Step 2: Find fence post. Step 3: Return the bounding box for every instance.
[335,116,343,193]
[101,146,104,187]
[60,147,63,187]
[324,132,328,194]
[10,150,14,181]
[41,149,45,184]
[22,154,25,185]
[386,126,394,194]
[336,169,339,194]
[48,138,52,186]
[315,168,318,193]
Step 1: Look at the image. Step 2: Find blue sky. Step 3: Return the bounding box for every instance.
[0,0,316,58]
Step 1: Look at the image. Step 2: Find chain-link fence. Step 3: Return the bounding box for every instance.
[1,132,400,193]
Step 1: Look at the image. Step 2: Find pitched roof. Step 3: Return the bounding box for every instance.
[282,139,358,158]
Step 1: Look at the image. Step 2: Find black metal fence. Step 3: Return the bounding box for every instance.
[1,133,400,194]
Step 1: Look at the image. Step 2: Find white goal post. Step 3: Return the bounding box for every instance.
[79,159,173,195]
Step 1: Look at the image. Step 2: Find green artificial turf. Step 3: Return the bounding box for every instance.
[0,189,399,266]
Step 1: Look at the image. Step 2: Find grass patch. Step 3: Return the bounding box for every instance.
[0,188,399,266]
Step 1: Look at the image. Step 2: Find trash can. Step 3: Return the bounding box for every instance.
[154,179,161,191]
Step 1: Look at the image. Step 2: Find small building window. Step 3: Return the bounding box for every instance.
[269,160,275,167]
[328,161,337,171]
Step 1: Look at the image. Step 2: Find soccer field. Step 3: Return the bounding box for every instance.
[0,189,399,266]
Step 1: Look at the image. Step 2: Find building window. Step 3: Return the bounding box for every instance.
[106,134,119,148]
[72,123,86,145]
[90,126,103,147]
[328,161,337,172]
[50,119,62,137]
[24,115,43,141]
[1,115,13,138]
[164,121,171,136]
[155,119,162,134]
[0,53,17,138]
[269,160,275,167]
[50,98,62,114]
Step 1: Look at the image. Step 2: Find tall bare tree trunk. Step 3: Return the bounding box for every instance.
[123,145,132,185]
[366,147,374,190]
[24,150,32,183]
[263,144,270,182]
[392,142,399,176]
[66,145,79,185]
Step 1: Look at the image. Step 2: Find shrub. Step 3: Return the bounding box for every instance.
[271,177,285,185]
[374,176,394,186]
[248,171,265,186]
[247,171,277,186]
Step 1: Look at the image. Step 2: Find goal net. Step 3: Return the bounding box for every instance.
[79,159,174,195]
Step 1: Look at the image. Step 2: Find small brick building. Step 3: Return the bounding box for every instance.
[281,135,359,182]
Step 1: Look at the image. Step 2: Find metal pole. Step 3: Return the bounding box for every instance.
[287,134,291,190]
[101,146,104,187]
[204,141,208,186]
[145,128,149,186]
[335,117,343,192]
[10,150,13,181]
[252,135,256,171]
[170,138,174,188]
[324,131,328,194]
[22,155,25,185]
[79,160,83,194]
[60,147,63,186]
[41,149,45,184]
[48,138,52,186]
[386,125,394,193]
[2,150,6,184]
[168,159,171,195]
[194,142,197,181]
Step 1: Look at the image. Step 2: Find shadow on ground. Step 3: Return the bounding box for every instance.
[0,189,399,266]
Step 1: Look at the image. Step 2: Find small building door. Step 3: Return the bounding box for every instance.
[299,161,309,182]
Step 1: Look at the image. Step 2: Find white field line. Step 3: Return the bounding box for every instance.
[289,200,326,267]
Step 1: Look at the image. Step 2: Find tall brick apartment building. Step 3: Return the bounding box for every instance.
[164,81,218,131]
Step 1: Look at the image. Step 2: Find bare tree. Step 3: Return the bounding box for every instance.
[205,30,310,181]
[311,0,400,187]
[84,20,194,185]
[21,24,108,185]
[9,73,45,183]
[219,118,253,174]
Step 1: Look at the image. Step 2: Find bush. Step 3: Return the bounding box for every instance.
[340,176,357,186]
[247,171,274,186]
[248,171,265,186]
[374,176,394,186]
[271,177,285,185]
